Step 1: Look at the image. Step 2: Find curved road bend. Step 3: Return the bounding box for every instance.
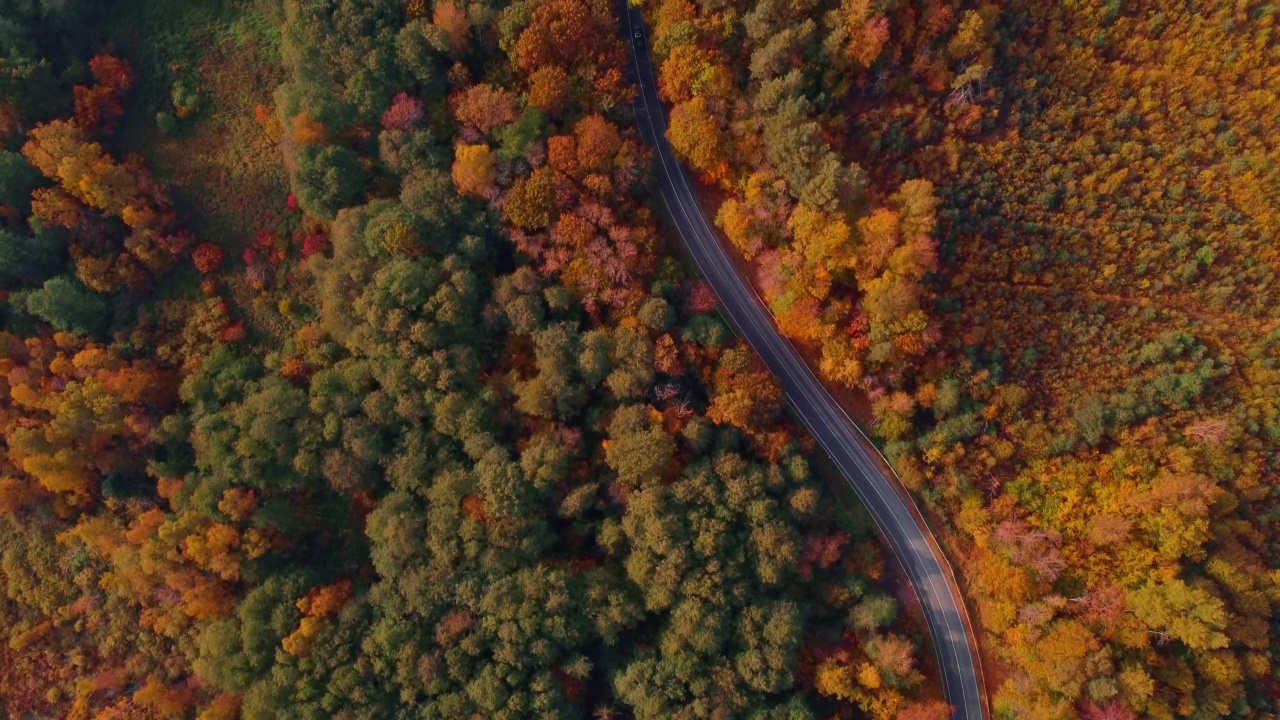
[622,7,985,719]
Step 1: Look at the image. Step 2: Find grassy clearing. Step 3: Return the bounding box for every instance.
[107,0,288,248]
[104,0,304,342]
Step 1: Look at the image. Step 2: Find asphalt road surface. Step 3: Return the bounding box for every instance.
[622,7,985,718]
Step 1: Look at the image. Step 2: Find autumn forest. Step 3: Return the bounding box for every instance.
[0,0,1277,719]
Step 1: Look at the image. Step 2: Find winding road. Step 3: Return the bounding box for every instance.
[622,6,986,718]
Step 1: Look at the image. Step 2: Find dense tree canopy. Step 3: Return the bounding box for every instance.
[0,2,934,718]
[7,0,1269,717]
